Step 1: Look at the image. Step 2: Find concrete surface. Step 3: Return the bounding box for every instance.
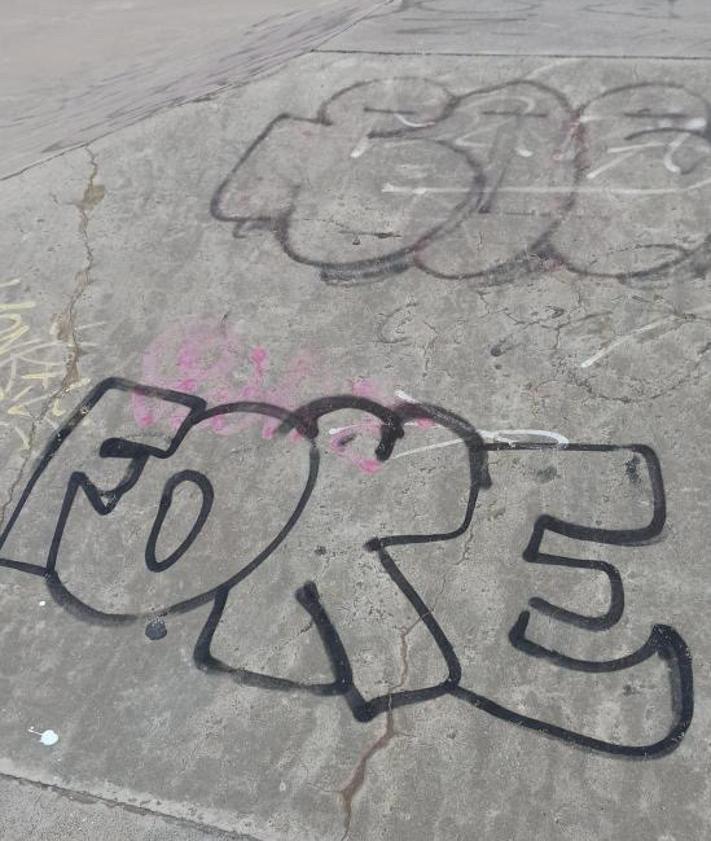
[0,1,710,839]
[0,775,235,840]
[326,0,711,57]
[0,0,383,178]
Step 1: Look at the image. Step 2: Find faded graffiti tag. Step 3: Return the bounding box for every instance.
[212,76,711,284]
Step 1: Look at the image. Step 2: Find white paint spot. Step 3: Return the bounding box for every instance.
[28,727,59,746]
[279,780,287,792]
[38,600,46,606]
[516,148,533,158]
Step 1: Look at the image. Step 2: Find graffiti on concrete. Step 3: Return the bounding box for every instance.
[212,76,711,284]
[0,377,693,758]
[0,277,96,451]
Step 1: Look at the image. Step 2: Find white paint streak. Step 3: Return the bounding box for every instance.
[394,113,436,128]
[76,320,109,331]
[382,178,711,197]
[391,428,569,461]
[326,391,568,454]
[686,117,707,131]
[393,388,418,403]
[580,304,711,369]
[391,438,464,459]
[350,135,370,159]
[487,429,569,446]
[328,419,424,436]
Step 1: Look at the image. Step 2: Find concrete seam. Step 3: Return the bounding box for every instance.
[314,47,711,60]
[0,771,262,841]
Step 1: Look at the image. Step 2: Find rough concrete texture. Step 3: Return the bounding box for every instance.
[0,1,710,839]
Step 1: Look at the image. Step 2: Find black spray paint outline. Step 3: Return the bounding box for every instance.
[0,378,320,624]
[211,76,711,286]
[211,76,580,285]
[0,378,693,757]
[553,81,711,281]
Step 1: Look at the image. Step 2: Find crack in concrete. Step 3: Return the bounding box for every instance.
[337,584,441,839]
[0,438,37,531]
[454,525,476,567]
[335,563,453,836]
[338,707,396,841]
[421,318,438,380]
[0,148,105,531]
[53,146,104,400]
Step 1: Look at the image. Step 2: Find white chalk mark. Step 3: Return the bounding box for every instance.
[587,131,709,180]
[394,388,418,403]
[391,438,464,459]
[328,419,426,436]
[0,278,21,289]
[516,148,533,158]
[350,135,370,159]
[329,423,367,436]
[12,425,30,450]
[382,178,711,197]
[391,428,569,461]
[580,304,711,368]
[10,384,33,404]
[487,429,569,446]
[383,183,461,197]
[394,113,436,128]
[28,727,59,746]
[586,142,663,180]
[663,143,683,174]
[76,321,108,330]
[0,300,36,312]
[327,390,568,452]
[662,132,703,175]
[579,320,668,368]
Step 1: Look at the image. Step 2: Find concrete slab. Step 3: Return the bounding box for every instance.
[0,0,385,179]
[322,0,711,58]
[1,3,710,840]
[0,776,238,840]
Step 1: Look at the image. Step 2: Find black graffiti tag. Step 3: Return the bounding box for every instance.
[0,378,693,758]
